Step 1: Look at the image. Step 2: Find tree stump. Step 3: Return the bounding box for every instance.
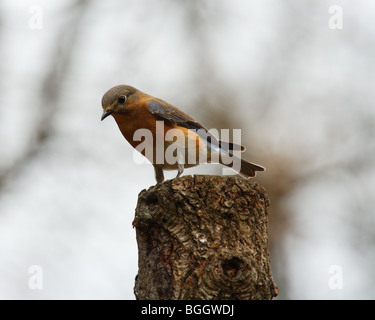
[133,175,278,300]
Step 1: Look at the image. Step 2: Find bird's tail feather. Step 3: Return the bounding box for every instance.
[220,155,265,178]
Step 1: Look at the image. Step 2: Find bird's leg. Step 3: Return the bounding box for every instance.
[176,151,185,178]
[176,163,184,178]
[153,165,165,184]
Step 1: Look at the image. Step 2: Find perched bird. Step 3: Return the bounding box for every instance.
[101,85,265,183]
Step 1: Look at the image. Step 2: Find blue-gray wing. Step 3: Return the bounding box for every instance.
[147,100,243,153]
[147,100,203,129]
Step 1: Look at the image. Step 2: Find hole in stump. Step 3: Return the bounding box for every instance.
[145,193,158,206]
[222,257,243,279]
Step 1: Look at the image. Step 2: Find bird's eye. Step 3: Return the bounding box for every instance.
[118,96,127,104]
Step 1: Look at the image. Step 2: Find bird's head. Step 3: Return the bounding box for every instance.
[101,85,138,121]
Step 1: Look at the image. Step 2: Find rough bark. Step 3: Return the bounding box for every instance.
[133,175,278,300]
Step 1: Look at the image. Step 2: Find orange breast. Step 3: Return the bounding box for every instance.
[112,103,206,168]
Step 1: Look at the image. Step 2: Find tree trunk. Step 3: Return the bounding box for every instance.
[133,175,278,300]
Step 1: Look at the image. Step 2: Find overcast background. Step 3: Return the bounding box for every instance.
[0,0,374,299]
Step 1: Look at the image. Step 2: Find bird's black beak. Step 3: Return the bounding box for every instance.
[101,110,113,121]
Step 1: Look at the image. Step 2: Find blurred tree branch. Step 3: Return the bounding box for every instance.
[0,0,90,191]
